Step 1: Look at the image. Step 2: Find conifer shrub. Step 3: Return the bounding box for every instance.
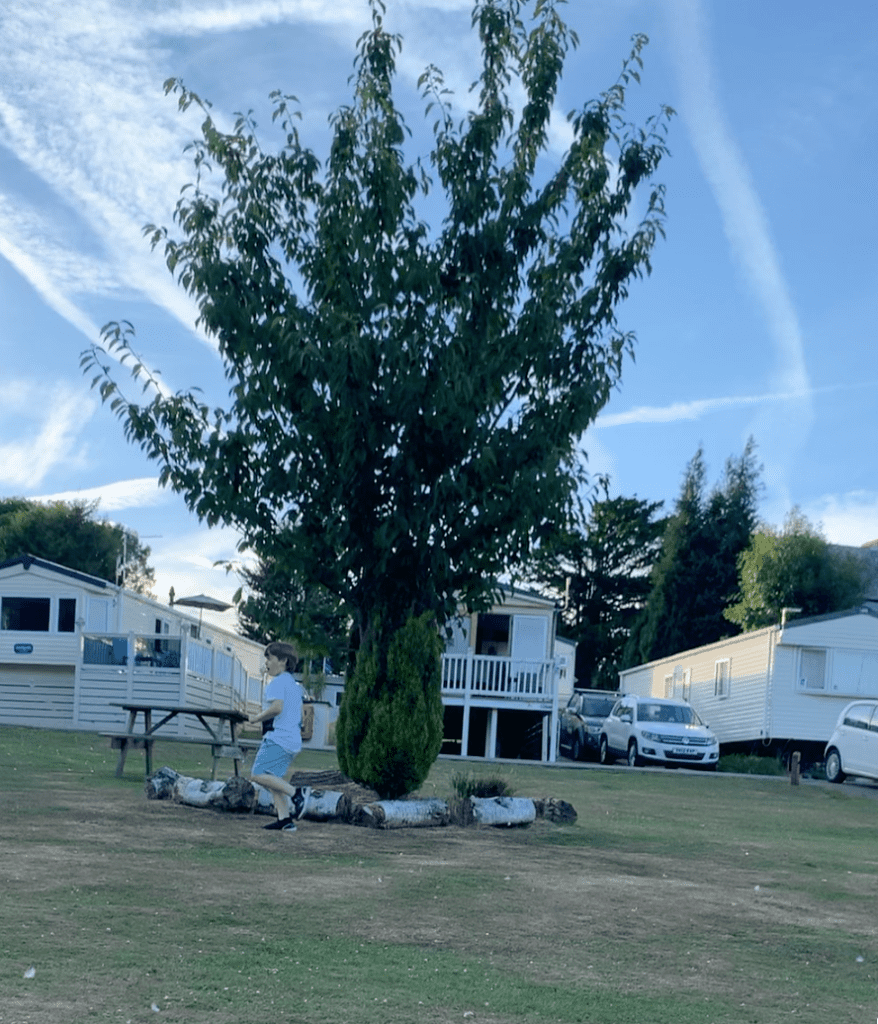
[336,612,444,799]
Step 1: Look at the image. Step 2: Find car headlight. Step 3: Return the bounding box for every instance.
[640,730,664,743]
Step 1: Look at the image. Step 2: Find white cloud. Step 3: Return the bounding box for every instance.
[595,388,813,429]
[149,0,367,36]
[802,492,878,549]
[0,226,104,344]
[149,524,255,621]
[0,2,212,353]
[0,383,96,488]
[30,478,171,512]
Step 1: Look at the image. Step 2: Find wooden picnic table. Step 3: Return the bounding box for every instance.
[105,703,250,779]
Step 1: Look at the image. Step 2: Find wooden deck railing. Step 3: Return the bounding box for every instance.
[79,633,258,733]
[441,653,555,699]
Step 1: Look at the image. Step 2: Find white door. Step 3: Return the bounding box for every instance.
[511,615,548,662]
[85,598,110,632]
[511,614,548,694]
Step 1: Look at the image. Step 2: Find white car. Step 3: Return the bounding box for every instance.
[598,695,720,770]
[824,700,878,784]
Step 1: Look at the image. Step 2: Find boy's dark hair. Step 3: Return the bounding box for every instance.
[264,641,297,672]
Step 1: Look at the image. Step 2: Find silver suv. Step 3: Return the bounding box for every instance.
[599,695,719,770]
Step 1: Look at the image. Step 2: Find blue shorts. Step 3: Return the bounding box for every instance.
[251,739,295,778]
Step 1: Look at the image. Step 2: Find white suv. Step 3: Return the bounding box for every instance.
[824,700,878,784]
[599,695,720,770]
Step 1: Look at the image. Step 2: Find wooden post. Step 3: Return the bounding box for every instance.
[790,750,801,785]
[461,653,472,757]
[486,708,498,759]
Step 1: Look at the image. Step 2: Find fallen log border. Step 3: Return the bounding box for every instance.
[144,766,576,828]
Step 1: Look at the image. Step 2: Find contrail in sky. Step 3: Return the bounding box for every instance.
[664,0,813,499]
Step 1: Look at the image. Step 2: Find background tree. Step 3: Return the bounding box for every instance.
[524,479,665,688]
[235,557,351,672]
[0,497,155,594]
[624,438,760,664]
[84,1,672,793]
[724,508,866,631]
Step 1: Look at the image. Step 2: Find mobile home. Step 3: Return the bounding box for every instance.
[440,587,565,761]
[618,606,878,762]
[0,554,264,738]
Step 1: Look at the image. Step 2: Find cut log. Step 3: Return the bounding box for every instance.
[469,796,536,827]
[175,774,257,812]
[146,768,343,821]
[352,798,450,829]
[533,797,578,824]
[251,784,351,821]
[145,765,181,800]
[304,789,351,821]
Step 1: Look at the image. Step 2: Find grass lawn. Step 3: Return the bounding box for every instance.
[1,726,876,1024]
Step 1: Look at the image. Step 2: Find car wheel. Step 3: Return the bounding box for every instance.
[824,748,846,784]
[627,740,642,768]
[571,735,582,761]
[598,736,611,765]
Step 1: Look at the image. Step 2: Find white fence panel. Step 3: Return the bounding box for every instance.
[441,654,555,700]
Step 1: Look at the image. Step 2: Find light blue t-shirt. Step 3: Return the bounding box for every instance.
[264,671,303,754]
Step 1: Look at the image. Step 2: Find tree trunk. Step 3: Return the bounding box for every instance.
[352,798,450,829]
[533,797,578,824]
[468,796,536,827]
[146,767,338,819]
[298,789,350,821]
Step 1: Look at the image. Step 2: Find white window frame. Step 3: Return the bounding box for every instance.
[681,668,692,702]
[663,673,674,698]
[714,659,731,699]
[799,648,827,691]
[1,595,51,631]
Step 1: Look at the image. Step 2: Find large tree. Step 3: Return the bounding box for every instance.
[724,508,866,631]
[624,438,761,664]
[0,497,155,594]
[83,0,671,791]
[523,480,665,688]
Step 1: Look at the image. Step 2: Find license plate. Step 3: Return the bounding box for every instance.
[670,747,699,757]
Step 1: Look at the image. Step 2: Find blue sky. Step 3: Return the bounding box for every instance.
[1,0,876,628]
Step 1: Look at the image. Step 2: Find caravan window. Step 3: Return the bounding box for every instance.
[58,599,76,632]
[714,660,730,699]
[2,597,51,631]
[800,649,827,690]
[476,614,510,656]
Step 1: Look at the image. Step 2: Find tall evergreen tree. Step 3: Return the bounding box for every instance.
[624,438,761,664]
[524,480,665,688]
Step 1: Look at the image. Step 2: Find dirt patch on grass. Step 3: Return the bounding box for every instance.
[3,769,876,1024]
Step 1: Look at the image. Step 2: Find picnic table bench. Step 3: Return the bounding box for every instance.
[103,703,250,780]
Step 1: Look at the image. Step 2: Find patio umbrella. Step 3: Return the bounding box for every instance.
[172,593,233,629]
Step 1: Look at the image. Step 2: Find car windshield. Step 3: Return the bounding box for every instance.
[637,702,701,725]
[583,697,617,717]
